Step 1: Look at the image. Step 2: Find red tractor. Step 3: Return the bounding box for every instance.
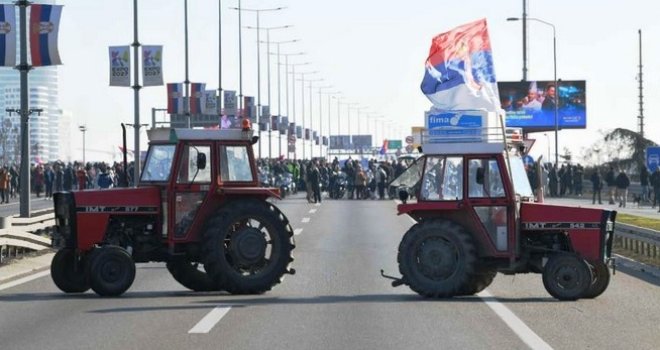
[51,128,295,296]
[386,127,615,300]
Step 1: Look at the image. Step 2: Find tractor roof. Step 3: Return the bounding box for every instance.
[147,128,255,143]
[419,127,523,155]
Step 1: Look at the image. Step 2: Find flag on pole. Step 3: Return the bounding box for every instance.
[420,18,499,111]
[0,5,17,67]
[189,83,205,114]
[142,45,163,86]
[29,4,63,66]
[379,139,388,155]
[167,83,184,114]
[202,90,217,115]
[108,46,130,86]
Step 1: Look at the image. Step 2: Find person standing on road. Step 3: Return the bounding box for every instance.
[548,164,558,197]
[377,165,388,200]
[309,162,321,203]
[34,165,45,198]
[574,164,584,196]
[615,169,630,208]
[605,166,616,205]
[0,167,10,204]
[651,167,660,211]
[590,168,603,205]
[640,165,650,203]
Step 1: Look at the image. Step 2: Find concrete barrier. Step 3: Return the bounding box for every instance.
[0,217,12,229]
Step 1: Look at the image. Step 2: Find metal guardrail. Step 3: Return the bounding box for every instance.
[614,223,660,263]
[0,210,54,264]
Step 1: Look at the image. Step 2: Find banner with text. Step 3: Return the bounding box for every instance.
[223,90,237,116]
[109,46,130,86]
[202,90,217,115]
[142,45,163,86]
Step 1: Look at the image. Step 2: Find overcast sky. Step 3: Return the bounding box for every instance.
[45,0,660,161]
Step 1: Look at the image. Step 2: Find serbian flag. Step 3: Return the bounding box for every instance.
[167,83,184,114]
[0,5,17,67]
[189,83,205,114]
[420,18,499,111]
[29,5,63,66]
[379,139,388,155]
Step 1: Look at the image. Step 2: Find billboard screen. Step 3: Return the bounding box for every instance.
[329,135,351,150]
[352,135,373,149]
[498,80,586,130]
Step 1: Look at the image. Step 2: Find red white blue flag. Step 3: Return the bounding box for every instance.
[0,5,17,67]
[29,4,63,66]
[167,83,184,114]
[189,83,205,114]
[379,139,388,155]
[420,18,499,111]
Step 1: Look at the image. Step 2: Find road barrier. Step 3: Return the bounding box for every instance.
[0,209,54,264]
[614,223,660,265]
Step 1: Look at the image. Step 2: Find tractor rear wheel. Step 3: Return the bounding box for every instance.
[87,246,136,297]
[203,200,295,294]
[166,257,219,292]
[51,248,90,293]
[458,267,497,296]
[542,254,592,301]
[398,220,479,298]
[582,260,610,299]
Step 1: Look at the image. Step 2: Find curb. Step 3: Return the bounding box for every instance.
[0,250,54,286]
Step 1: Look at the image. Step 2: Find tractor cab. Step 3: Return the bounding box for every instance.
[389,123,616,301]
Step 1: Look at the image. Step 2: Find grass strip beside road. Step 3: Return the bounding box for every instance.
[617,213,660,232]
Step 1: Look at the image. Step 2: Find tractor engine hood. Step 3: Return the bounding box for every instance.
[520,202,614,230]
[73,186,161,213]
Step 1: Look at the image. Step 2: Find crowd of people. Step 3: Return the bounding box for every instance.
[526,161,660,212]
[0,161,132,203]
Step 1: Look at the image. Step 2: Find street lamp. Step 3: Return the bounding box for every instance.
[316,85,333,159]
[305,78,324,158]
[270,52,304,158]
[79,125,87,165]
[507,16,558,166]
[294,71,318,159]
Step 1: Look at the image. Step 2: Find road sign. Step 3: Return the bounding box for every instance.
[288,135,296,143]
[388,140,402,149]
[647,146,660,172]
[405,136,414,144]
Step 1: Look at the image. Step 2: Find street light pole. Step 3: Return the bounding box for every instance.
[79,125,87,165]
[316,86,332,159]
[305,79,323,158]
[507,17,558,166]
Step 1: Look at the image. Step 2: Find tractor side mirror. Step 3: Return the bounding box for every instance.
[196,152,207,170]
[476,167,485,185]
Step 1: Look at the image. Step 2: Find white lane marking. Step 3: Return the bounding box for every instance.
[394,199,402,204]
[0,270,51,291]
[309,209,317,214]
[478,290,553,350]
[294,228,303,236]
[301,217,311,223]
[188,306,232,334]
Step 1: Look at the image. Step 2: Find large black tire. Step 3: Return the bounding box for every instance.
[542,254,592,301]
[51,248,90,293]
[458,267,497,296]
[203,199,295,294]
[398,220,479,298]
[166,257,219,292]
[582,260,610,299]
[87,246,136,297]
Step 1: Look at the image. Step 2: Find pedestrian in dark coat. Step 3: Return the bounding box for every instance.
[615,170,630,208]
[590,169,603,205]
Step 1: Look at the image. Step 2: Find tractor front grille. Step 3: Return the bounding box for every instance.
[53,192,77,248]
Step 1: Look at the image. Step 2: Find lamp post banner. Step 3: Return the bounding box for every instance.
[109,46,131,87]
[29,4,63,66]
[224,90,237,117]
[0,4,17,67]
[142,45,163,86]
[166,83,184,114]
[202,90,218,115]
[280,117,288,135]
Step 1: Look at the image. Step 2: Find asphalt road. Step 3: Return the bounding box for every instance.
[0,194,659,350]
[0,195,53,218]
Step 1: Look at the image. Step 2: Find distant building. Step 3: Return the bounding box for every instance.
[0,0,68,164]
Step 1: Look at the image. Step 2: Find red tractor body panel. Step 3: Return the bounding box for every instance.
[520,202,610,262]
[73,187,161,251]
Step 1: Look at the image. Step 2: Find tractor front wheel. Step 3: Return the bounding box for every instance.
[542,254,592,301]
[51,248,90,293]
[87,246,136,297]
[581,260,610,299]
[398,220,479,298]
[203,200,295,294]
[166,257,220,292]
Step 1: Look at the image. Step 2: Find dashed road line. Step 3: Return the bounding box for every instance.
[309,209,317,214]
[294,228,303,236]
[188,306,232,334]
[0,270,51,291]
[301,217,311,223]
[478,290,553,350]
